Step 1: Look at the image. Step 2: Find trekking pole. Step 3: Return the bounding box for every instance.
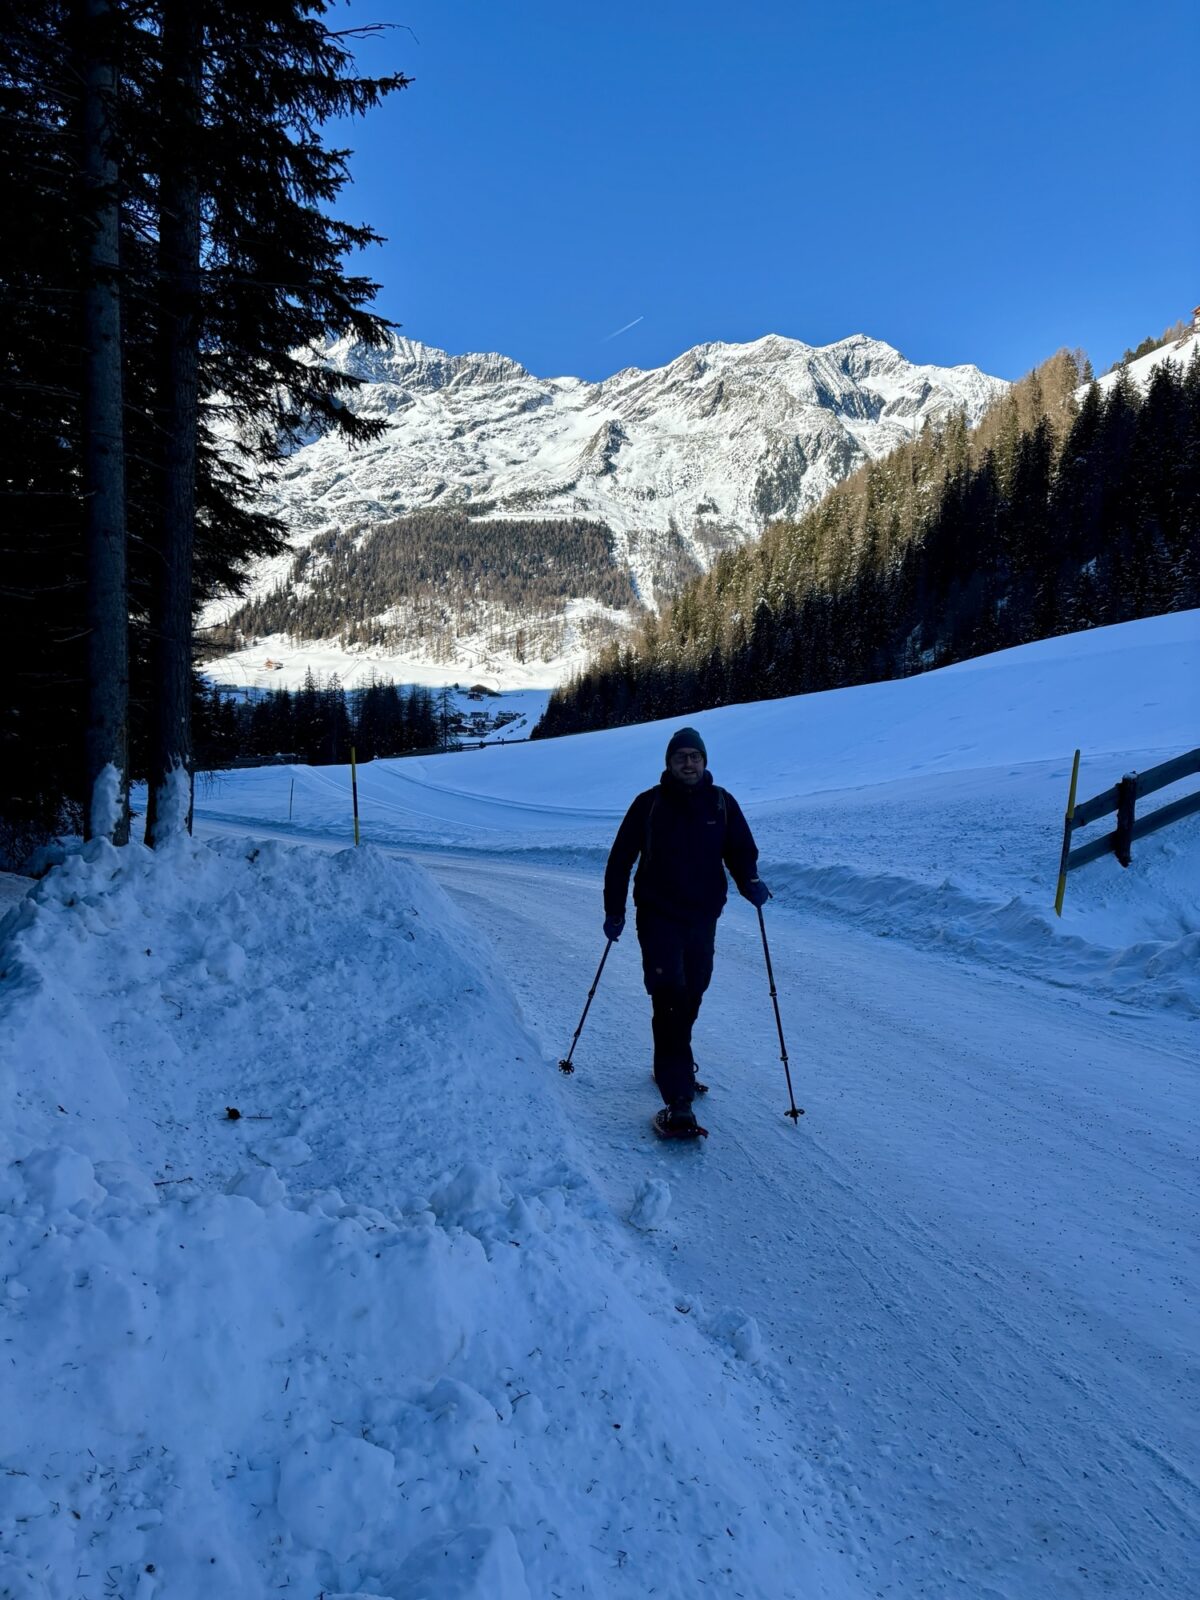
[350,746,361,846]
[757,906,804,1122]
[558,940,614,1075]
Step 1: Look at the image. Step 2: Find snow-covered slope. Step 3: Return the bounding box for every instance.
[1088,324,1199,398]
[198,607,1200,1015]
[200,331,1004,691]
[6,610,1196,1598]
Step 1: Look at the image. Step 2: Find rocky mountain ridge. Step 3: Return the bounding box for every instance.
[202,330,1006,689]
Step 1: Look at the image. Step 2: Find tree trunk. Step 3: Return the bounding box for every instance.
[79,0,129,844]
[145,0,204,847]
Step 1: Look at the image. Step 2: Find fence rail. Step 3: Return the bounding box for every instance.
[1055,746,1200,913]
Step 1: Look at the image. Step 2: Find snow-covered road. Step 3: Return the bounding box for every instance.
[420,848,1198,1599]
[10,612,1193,1598]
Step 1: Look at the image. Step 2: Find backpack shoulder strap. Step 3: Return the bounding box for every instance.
[643,791,660,862]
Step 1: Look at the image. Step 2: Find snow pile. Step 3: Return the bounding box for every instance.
[0,837,842,1599]
[628,1177,671,1231]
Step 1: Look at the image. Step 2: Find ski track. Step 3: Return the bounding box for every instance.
[414,851,1199,1600]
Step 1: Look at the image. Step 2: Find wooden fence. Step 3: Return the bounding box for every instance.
[1055,746,1200,913]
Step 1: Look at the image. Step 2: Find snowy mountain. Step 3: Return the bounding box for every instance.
[201,331,1005,692]
[277,330,1004,563]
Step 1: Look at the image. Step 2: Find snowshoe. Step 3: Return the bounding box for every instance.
[652,1106,708,1141]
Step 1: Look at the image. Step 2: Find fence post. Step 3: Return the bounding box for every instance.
[1054,748,1081,917]
[288,777,294,823]
[1114,773,1137,867]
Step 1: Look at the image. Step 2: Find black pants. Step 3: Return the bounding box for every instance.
[636,908,717,1107]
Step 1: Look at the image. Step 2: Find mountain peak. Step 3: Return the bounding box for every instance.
[321,331,529,390]
[283,327,1004,546]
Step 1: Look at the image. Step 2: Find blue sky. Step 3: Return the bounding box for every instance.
[331,0,1198,383]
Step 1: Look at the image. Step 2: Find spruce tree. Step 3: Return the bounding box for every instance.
[145,0,409,841]
[144,0,203,845]
[0,1,83,855]
[1,0,409,851]
[77,0,131,842]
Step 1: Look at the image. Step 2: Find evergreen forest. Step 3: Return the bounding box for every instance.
[533,346,1200,740]
[195,673,454,771]
[208,509,637,665]
[0,0,407,863]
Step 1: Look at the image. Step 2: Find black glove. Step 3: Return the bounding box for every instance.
[744,879,770,908]
[603,914,625,942]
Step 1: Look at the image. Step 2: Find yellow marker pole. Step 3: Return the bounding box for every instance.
[350,745,361,846]
[1054,748,1081,917]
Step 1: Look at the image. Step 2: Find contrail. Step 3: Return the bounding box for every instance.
[604,315,644,341]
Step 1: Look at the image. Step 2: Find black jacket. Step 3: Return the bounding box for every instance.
[604,769,759,923]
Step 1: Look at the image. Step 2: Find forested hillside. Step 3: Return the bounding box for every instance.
[534,344,1199,738]
[208,509,637,667]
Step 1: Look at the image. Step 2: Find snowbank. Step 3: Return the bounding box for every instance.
[0,837,842,1599]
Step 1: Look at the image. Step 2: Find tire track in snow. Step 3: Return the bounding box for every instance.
[422,850,1199,1600]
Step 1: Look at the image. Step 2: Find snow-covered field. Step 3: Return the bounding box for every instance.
[2,610,1197,1598]
[199,606,611,698]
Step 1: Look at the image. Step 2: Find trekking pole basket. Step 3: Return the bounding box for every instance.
[558,940,614,1075]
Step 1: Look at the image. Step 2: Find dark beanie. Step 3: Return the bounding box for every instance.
[665,726,707,764]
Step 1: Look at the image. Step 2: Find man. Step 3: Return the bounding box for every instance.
[603,727,769,1135]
